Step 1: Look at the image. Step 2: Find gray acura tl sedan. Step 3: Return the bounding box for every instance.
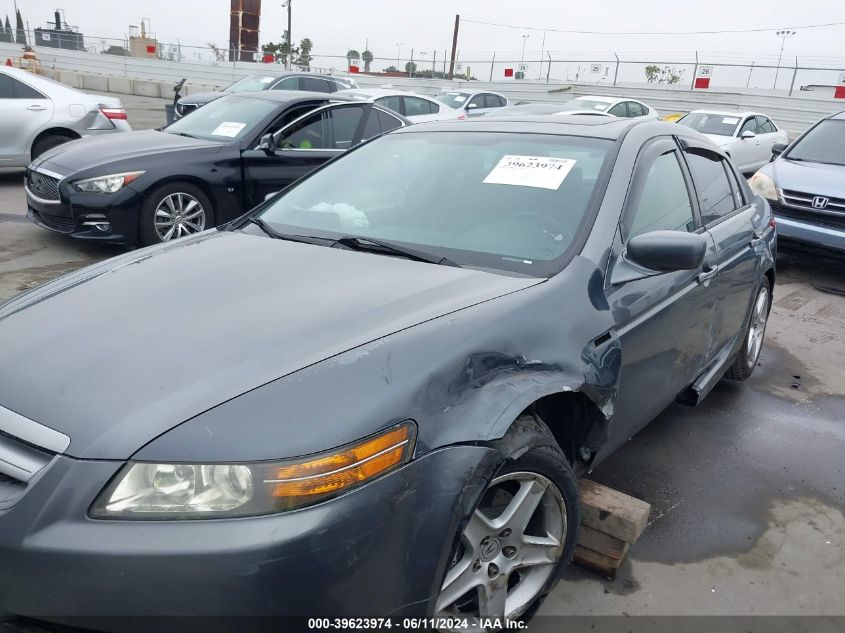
[0,116,775,631]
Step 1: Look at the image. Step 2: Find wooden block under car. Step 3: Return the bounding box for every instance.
[578,479,650,543]
[573,480,651,578]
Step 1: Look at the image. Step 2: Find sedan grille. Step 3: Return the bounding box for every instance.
[781,190,845,213]
[32,210,75,233]
[26,170,61,202]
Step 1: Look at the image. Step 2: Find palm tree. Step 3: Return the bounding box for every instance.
[362,49,373,72]
[296,37,314,69]
[346,49,360,65]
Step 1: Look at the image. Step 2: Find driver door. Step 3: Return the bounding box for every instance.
[597,137,717,461]
[732,117,760,172]
[241,103,371,208]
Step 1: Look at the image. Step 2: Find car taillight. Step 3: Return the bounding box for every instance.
[101,108,128,121]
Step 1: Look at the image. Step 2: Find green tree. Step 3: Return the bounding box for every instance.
[346,49,360,65]
[102,44,129,56]
[15,8,26,45]
[645,64,684,85]
[362,49,373,72]
[0,15,11,43]
[295,37,313,69]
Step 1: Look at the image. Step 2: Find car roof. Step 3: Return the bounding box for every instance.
[242,70,339,79]
[336,88,432,99]
[225,90,356,104]
[572,95,618,104]
[397,114,657,139]
[688,109,758,117]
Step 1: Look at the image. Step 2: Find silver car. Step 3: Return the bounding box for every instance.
[0,66,130,167]
[434,90,508,117]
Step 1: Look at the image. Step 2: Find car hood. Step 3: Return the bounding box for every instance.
[0,230,541,459]
[178,91,226,106]
[771,158,845,196]
[703,133,735,147]
[31,130,225,175]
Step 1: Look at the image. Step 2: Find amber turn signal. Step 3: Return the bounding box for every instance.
[264,423,415,506]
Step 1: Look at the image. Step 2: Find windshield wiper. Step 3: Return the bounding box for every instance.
[247,217,333,246]
[335,236,460,267]
[169,131,198,139]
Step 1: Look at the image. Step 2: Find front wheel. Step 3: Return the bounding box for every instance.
[726,277,771,380]
[435,417,580,630]
[139,181,213,246]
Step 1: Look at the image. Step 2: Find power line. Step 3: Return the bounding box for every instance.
[462,18,845,36]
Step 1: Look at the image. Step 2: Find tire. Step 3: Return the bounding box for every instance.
[435,414,580,631]
[31,134,73,160]
[726,277,771,381]
[139,181,214,246]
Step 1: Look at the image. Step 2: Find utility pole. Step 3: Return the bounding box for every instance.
[538,31,546,80]
[773,30,796,90]
[285,0,292,70]
[396,42,403,67]
[448,14,460,80]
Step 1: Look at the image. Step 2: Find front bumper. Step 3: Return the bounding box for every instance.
[0,445,495,629]
[26,177,144,246]
[772,202,845,253]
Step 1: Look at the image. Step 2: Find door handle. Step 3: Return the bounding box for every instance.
[698,265,718,284]
[751,229,769,247]
[27,105,47,111]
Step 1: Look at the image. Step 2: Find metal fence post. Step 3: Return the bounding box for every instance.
[546,51,551,84]
[690,51,698,91]
[489,51,495,82]
[789,56,798,96]
[613,52,620,86]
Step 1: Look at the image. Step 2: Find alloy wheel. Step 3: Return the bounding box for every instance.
[436,471,567,630]
[154,192,206,242]
[746,287,769,368]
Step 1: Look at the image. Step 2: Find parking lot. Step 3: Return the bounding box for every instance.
[1,93,844,622]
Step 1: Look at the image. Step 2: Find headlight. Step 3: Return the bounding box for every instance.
[748,171,779,201]
[90,422,415,520]
[73,171,145,193]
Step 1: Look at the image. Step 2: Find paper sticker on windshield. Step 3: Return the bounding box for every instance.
[450,94,466,102]
[722,117,740,125]
[483,155,577,190]
[593,104,606,110]
[211,122,247,137]
[259,77,275,84]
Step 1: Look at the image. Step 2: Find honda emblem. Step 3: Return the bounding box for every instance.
[812,196,829,209]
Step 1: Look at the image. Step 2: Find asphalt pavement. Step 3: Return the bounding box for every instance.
[0,91,844,619]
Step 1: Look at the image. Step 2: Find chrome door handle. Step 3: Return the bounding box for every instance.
[27,105,47,111]
[698,266,718,284]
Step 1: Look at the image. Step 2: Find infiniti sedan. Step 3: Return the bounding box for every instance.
[678,109,788,174]
[749,110,845,253]
[0,116,775,631]
[25,91,406,246]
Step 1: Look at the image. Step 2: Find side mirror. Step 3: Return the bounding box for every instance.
[467,103,478,109]
[740,130,756,140]
[259,133,277,156]
[627,230,707,272]
[771,143,787,157]
[264,191,280,201]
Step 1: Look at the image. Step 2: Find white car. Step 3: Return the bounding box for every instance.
[677,110,789,173]
[0,66,130,167]
[559,96,659,119]
[334,88,463,123]
[434,90,508,118]
[487,103,615,117]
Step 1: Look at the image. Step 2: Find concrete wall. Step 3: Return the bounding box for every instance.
[4,41,843,136]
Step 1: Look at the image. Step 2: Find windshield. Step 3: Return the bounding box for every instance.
[564,99,612,112]
[785,120,845,166]
[435,92,471,108]
[226,75,280,93]
[165,95,277,141]
[678,112,740,136]
[257,131,613,276]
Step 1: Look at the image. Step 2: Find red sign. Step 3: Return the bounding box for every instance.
[262,53,274,63]
[4,58,12,67]
[146,45,156,54]
[349,64,360,73]
[835,85,845,99]
[694,77,711,89]
[504,68,514,78]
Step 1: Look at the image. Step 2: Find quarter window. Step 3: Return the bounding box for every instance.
[627,151,695,238]
[685,153,737,225]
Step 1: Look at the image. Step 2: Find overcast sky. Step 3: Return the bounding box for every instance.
[6,0,844,65]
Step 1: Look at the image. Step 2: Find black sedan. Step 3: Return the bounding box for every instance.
[24,91,407,246]
[0,116,775,630]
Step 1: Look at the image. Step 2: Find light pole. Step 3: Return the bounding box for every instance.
[396,42,403,68]
[282,1,292,69]
[520,34,529,79]
[773,29,796,90]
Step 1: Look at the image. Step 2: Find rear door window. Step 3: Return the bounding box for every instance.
[375,96,403,115]
[608,102,628,117]
[484,94,503,108]
[403,96,433,117]
[628,102,644,117]
[301,77,333,93]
